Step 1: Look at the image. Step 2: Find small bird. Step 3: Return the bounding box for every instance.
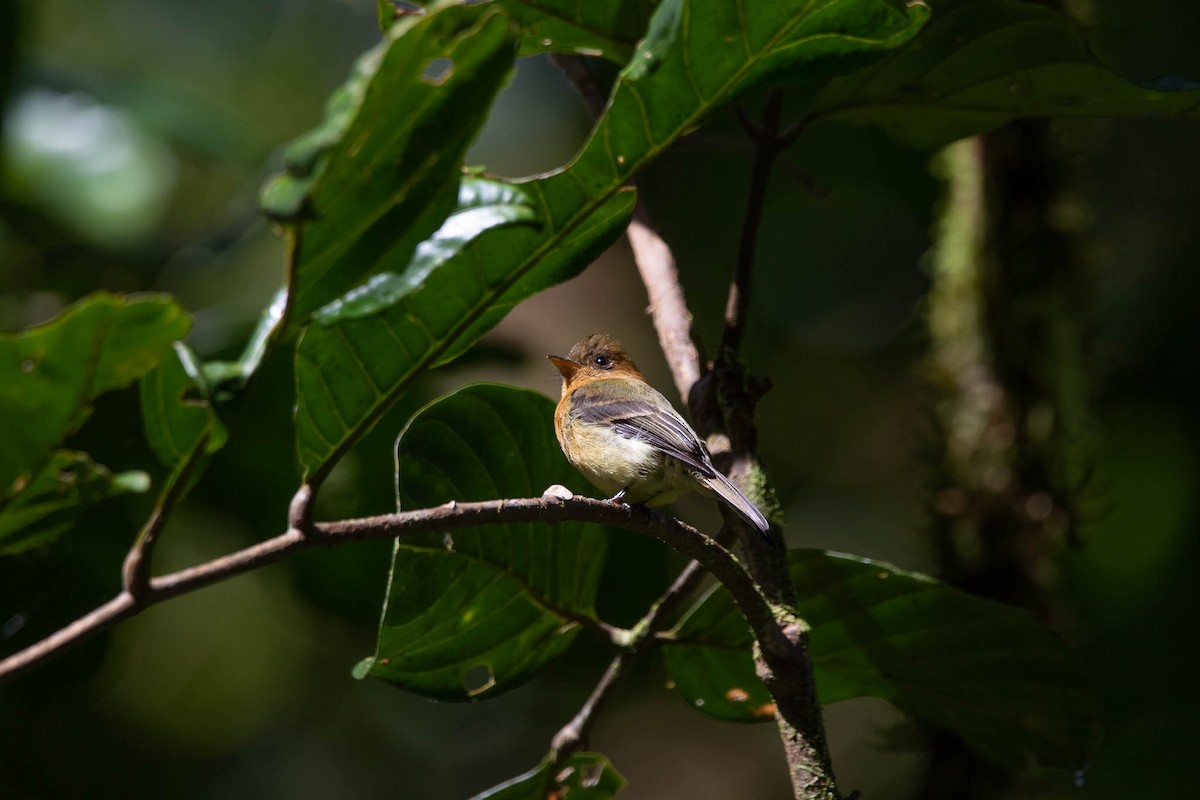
[548,334,771,540]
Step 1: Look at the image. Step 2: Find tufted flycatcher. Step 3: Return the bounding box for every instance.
[548,334,771,540]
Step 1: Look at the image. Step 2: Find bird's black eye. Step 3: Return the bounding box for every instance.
[593,354,612,369]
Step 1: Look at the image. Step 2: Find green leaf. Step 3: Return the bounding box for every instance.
[138,341,228,526]
[494,0,654,62]
[260,3,519,322]
[572,0,925,179]
[664,550,1101,771]
[291,0,924,481]
[293,177,624,480]
[357,384,607,700]
[0,450,149,556]
[392,1,654,61]
[141,343,227,470]
[801,0,1200,148]
[474,752,625,800]
[0,292,191,499]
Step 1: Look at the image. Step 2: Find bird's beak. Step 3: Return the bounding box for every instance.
[547,355,580,382]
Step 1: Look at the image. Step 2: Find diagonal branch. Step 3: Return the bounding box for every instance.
[0,491,778,686]
[548,556,709,764]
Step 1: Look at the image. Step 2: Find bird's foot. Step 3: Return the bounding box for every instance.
[604,487,629,504]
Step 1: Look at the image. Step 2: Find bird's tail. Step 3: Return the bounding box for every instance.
[701,471,772,542]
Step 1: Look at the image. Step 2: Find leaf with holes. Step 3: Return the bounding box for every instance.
[355,384,607,700]
[796,0,1200,149]
[0,450,149,556]
[663,550,1101,771]
[260,2,518,321]
[0,292,190,502]
[474,752,626,799]
[291,0,926,481]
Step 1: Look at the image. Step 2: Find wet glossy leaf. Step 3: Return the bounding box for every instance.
[0,292,190,499]
[474,752,625,800]
[0,450,148,555]
[292,177,626,481]
[664,550,1101,771]
[356,384,607,700]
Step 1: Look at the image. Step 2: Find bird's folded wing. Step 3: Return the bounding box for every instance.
[571,386,713,476]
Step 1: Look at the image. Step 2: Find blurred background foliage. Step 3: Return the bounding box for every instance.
[1,0,1198,797]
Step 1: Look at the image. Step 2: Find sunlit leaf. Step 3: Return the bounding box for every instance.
[260,2,519,320]
[356,384,607,700]
[664,550,1101,771]
[292,177,619,480]
[291,0,925,481]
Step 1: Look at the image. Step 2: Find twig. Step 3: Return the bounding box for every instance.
[721,90,784,357]
[0,493,777,686]
[628,204,703,405]
[121,433,213,598]
[549,654,625,762]
[548,557,708,763]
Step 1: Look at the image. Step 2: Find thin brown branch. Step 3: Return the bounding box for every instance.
[121,433,213,598]
[721,89,784,357]
[628,203,703,405]
[0,492,776,686]
[549,653,625,762]
[549,556,708,763]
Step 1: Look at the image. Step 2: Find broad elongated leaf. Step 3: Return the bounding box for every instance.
[663,550,1100,771]
[293,178,629,479]
[291,0,925,480]
[474,752,625,800]
[799,0,1200,148]
[0,451,148,555]
[260,3,519,320]
[0,292,190,499]
[356,384,607,700]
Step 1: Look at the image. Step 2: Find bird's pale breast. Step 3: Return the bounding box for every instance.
[559,417,690,506]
